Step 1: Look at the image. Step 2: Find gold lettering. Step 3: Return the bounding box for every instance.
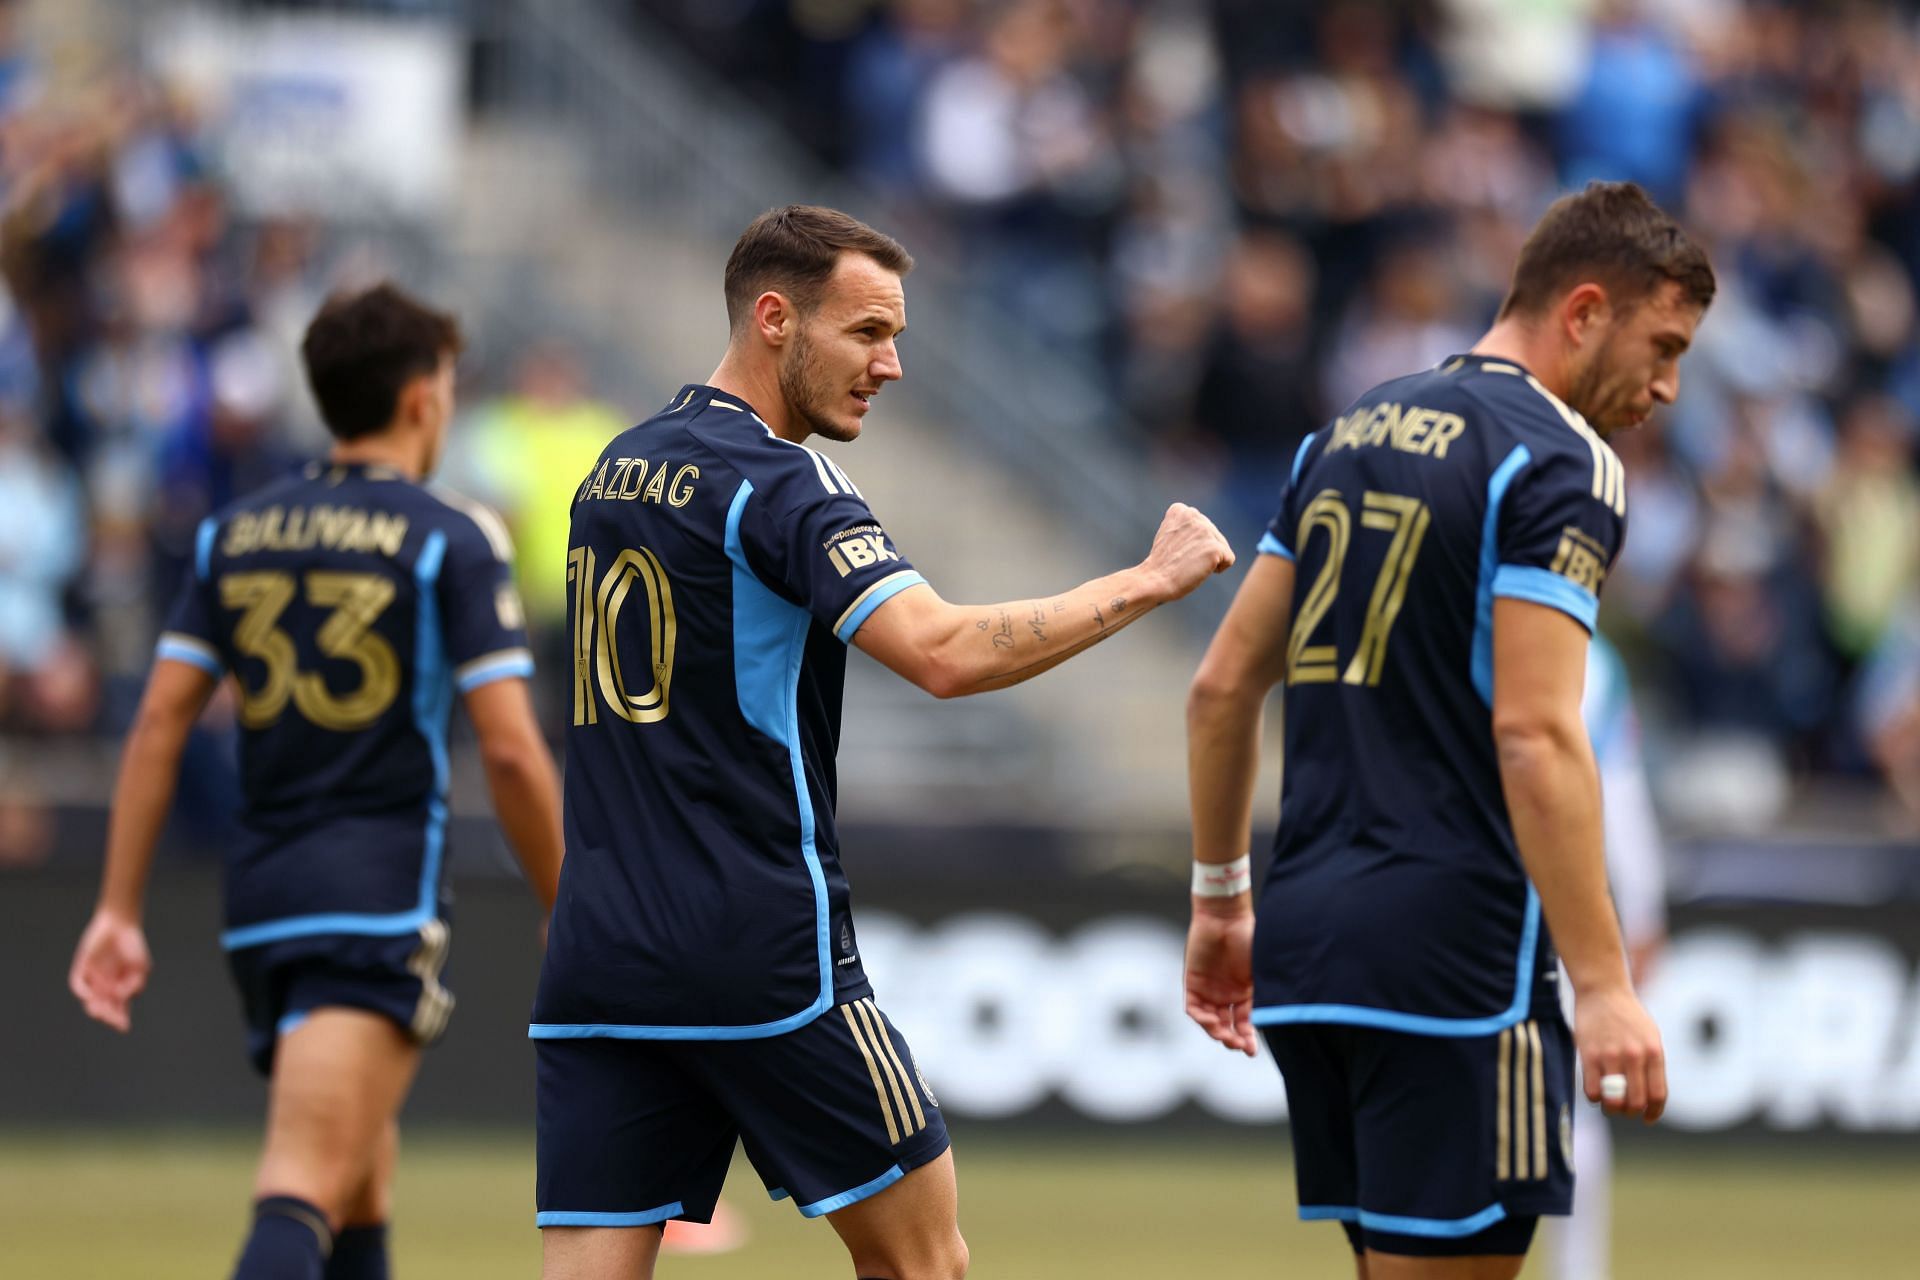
[225,513,257,556]
[1363,403,1398,448]
[667,464,700,508]
[583,460,610,501]
[641,466,668,504]
[1425,413,1466,457]
[828,545,851,577]
[618,459,650,501]
[843,539,878,569]
[369,513,408,558]
[1395,408,1433,452]
[259,507,284,548]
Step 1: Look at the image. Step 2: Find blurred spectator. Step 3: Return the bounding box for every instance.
[456,341,626,677]
[0,399,88,732]
[1814,395,1920,661]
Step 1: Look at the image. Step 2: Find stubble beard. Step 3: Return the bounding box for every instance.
[779,327,859,444]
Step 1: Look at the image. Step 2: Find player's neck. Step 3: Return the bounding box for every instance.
[1471,318,1572,402]
[707,355,806,444]
[330,432,426,481]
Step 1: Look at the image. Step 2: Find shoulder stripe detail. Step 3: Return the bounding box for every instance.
[1480,361,1526,377]
[801,446,845,495]
[709,398,742,412]
[433,489,517,562]
[822,454,863,498]
[1521,375,1626,516]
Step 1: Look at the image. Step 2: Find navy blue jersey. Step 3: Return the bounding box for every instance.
[158,461,533,949]
[1251,355,1627,1036]
[530,386,926,1040]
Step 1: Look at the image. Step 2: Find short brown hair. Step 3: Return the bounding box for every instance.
[301,283,463,440]
[723,205,914,331]
[1500,181,1715,320]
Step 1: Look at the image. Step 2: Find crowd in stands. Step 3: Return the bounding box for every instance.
[638,0,1920,825]
[2,0,1919,855]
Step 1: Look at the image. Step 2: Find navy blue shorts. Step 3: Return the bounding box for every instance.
[226,921,455,1076]
[535,997,950,1228]
[1264,1010,1574,1258]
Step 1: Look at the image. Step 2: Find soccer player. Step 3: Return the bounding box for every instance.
[1182,181,1713,1279]
[531,204,1233,1280]
[68,284,565,1280]
[1547,634,1668,1280]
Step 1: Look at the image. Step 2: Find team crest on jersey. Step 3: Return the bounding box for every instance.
[1559,1104,1574,1167]
[912,1052,938,1108]
[496,584,526,631]
[824,525,900,578]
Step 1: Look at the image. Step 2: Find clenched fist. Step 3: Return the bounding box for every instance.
[1145,503,1235,600]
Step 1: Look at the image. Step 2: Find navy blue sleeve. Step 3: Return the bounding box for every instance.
[1494,441,1627,634]
[1259,432,1321,560]
[156,515,225,676]
[436,500,535,693]
[739,447,925,643]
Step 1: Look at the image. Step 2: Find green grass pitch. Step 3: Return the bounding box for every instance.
[2,1131,1915,1277]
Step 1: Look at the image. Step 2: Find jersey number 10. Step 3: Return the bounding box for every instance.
[1288,488,1432,687]
[568,545,677,726]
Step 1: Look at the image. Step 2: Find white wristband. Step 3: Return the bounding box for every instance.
[1192,855,1252,897]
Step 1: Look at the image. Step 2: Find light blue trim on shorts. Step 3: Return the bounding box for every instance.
[797,1165,904,1218]
[536,1204,684,1229]
[1299,1201,1509,1237]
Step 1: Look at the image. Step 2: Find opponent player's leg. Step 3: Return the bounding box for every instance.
[826,1149,967,1280]
[236,1008,421,1278]
[326,1117,399,1280]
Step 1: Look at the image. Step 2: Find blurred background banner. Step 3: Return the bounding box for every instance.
[4,0,1920,1173]
[148,9,464,221]
[9,848,1919,1137]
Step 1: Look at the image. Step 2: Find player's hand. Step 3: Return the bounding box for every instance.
[1184,905,1257,1056]
[1145,504,1234,601]
[1574,983,1667,1123]
[69,908,152,1033]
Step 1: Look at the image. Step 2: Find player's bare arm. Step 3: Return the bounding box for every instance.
[853,501,1232,698]
[69,657,218,1031]
[464,676,564,911]
[1182,554,1294,1058]
[1492,597,1666,1122]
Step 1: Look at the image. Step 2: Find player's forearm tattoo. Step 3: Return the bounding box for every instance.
[1027,605,1049,643]
[992,609,1015,649]
[1110,597,1128,615]
[1052,598,1067,614]
[1092,602,1107,631]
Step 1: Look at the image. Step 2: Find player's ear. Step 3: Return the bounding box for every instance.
[754,290,793,347]
[1562,282,1610,348]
